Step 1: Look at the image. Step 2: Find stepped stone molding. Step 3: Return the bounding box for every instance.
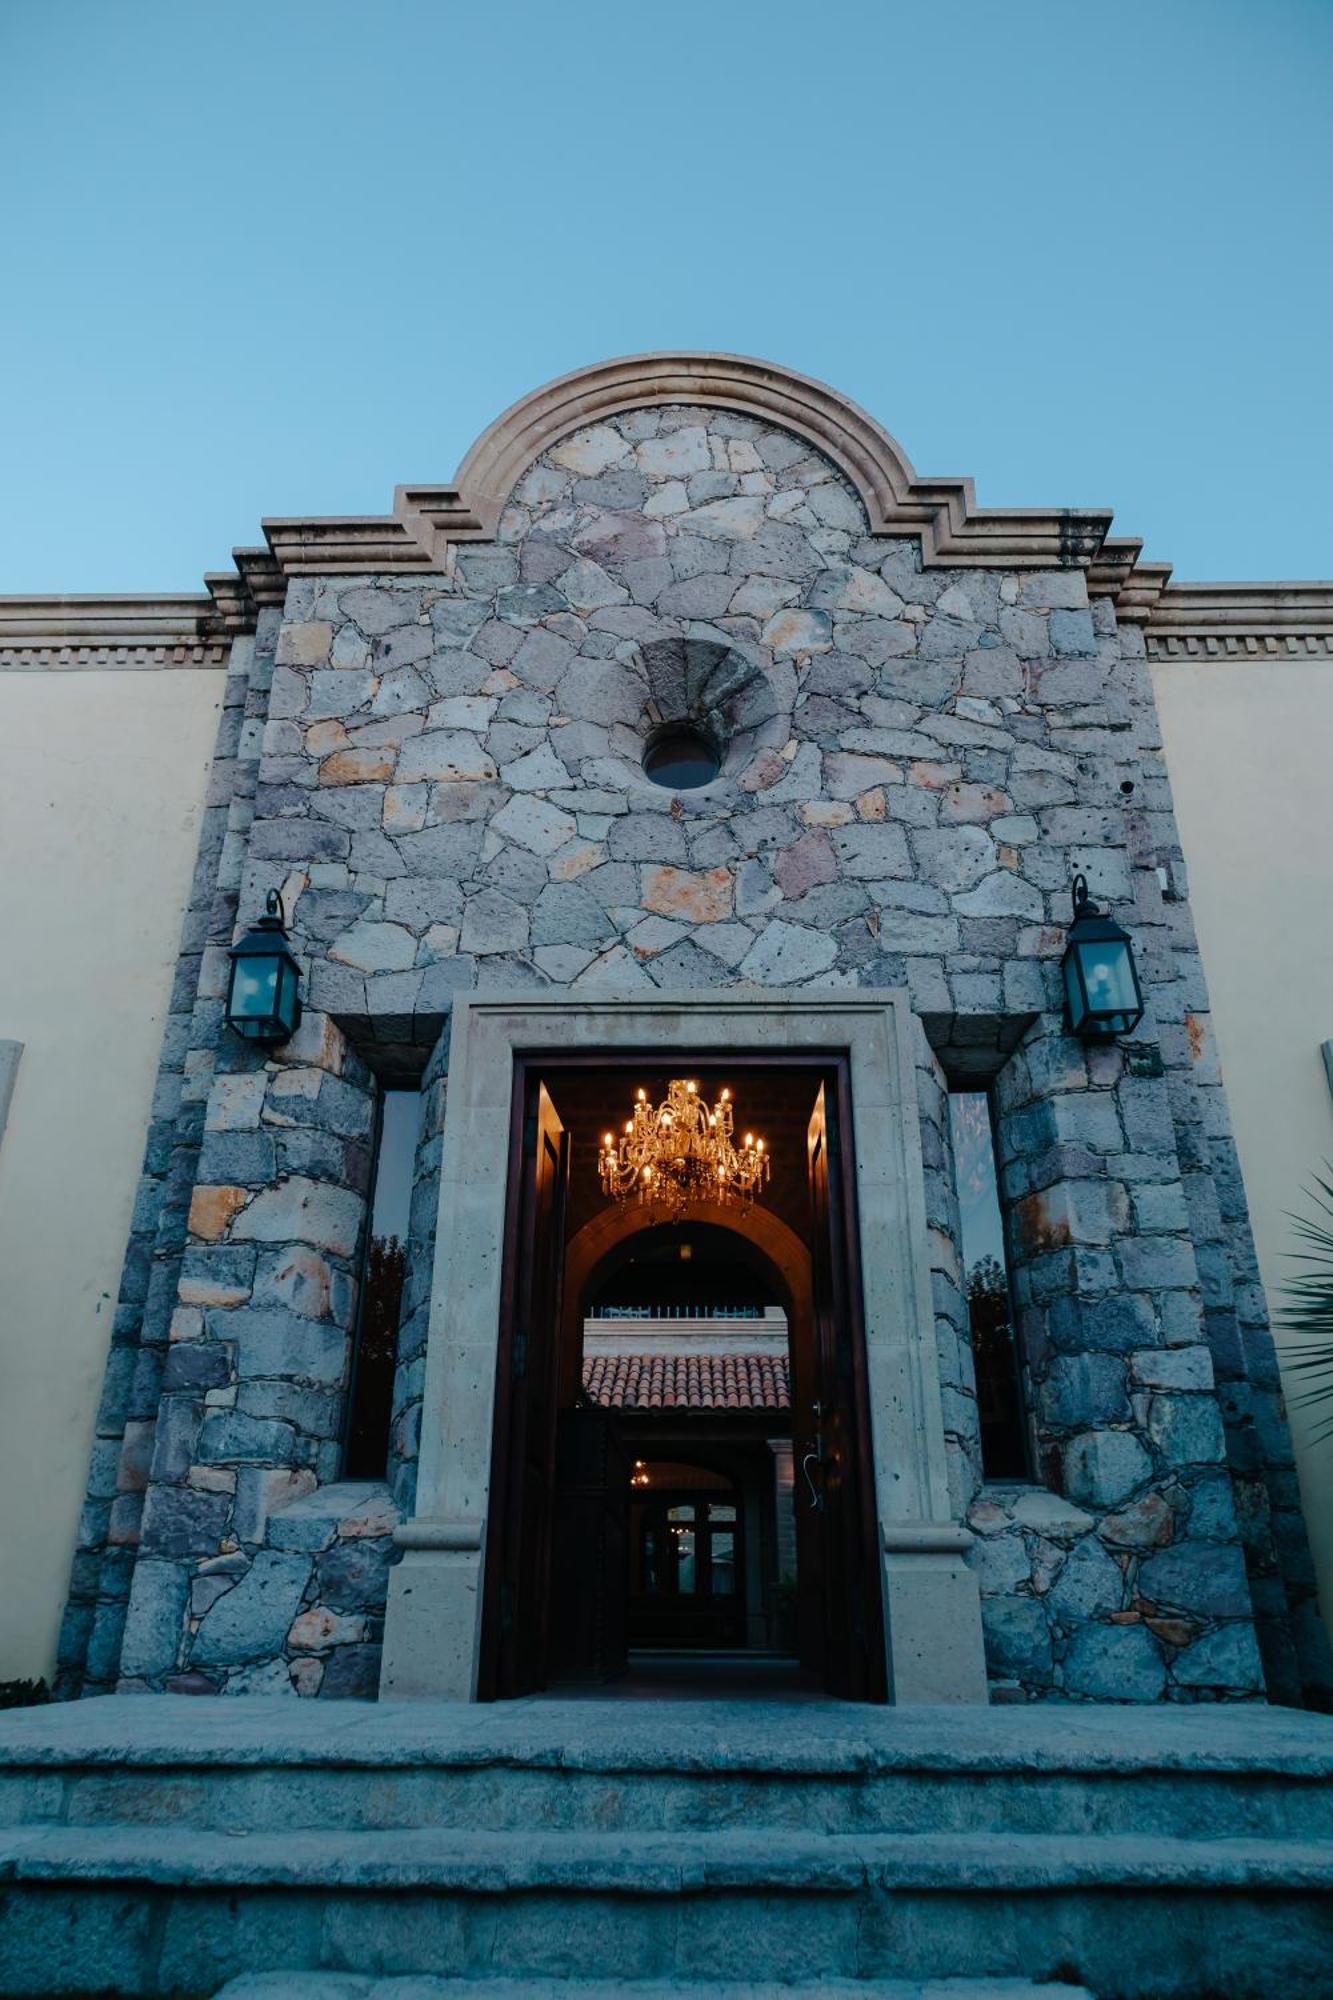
[4,357,1332,664]
[423,351,1120,574]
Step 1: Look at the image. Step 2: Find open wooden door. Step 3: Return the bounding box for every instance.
[804,1077,886,1701]
[480,1077,569,1699]
[548,1406,630,1683]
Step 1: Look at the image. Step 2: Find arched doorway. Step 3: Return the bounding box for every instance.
[478,1059,887,1703]
[563,1217,798,1676]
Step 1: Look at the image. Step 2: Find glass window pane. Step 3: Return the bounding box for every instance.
[674,1526,695,1593]
[709,1503,737,1522]
[372,1090,418,1245]
[667,1504,694,1522]
[710,1531,736,1595]
[949,1089,1027,1480]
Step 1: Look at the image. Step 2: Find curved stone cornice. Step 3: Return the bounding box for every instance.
[396,351,1117,574]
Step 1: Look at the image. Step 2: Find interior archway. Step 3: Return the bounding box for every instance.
[559,1206,810,1675]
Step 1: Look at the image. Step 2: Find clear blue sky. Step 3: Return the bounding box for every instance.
[2,0,1329,594]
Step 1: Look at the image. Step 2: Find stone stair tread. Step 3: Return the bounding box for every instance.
[213,1977,1095,1999]
[4,1694,1333,1776]
[3,1822,1330,1892]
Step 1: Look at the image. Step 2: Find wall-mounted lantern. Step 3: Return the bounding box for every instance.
[225,891,302,1045]
[1062,874,1144,1041]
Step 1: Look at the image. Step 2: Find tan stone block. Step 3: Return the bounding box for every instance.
[549,840,605,882]
[305,720,349,758]
[177,1274,249,1310]
[188,1467,236,1494]
[337,1490,399,1538]
[276,621,334,667]
[800,801,854,827]
[281,1011,346,1074]
[740,751,787,794]
[908,759,962,789]
[287,1606,369,1652]
[942,782,1010,823]
[641,864,733,924]
[189,1184,250,1243]
[290,1657,324,1697]
[319,747,395,786]
[856,788,887,821]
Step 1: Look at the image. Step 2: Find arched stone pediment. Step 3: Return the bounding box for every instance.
[393,352,1119,581]
[452,353,920,537]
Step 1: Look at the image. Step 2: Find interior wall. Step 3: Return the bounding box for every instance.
[1152,657,1333,1642]
[0,669,223,1682]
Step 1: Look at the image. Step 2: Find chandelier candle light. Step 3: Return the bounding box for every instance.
[599,1078,771,1212]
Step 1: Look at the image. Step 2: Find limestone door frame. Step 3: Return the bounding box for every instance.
[379,990,987,1704]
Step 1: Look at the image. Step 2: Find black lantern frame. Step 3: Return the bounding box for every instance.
[225,890,303,1045]
[1061,874,1144,1041]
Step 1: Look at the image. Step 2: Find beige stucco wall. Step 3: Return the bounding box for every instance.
[0,669,223,1683]
[1153,658,1333,1641]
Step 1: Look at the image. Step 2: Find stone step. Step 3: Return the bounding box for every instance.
[0,1824,1329,1997]
[4,1699,1332,1995]
[4,1696,1333,1842]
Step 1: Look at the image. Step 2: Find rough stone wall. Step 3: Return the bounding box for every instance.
[1117,666,1331,1703]
[86,401,1329,1702]
[117,1012,379,1690]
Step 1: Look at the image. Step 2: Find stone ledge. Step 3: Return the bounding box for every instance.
[214,1979,1094,2000]
[4,1695,1332,1774]
[3,1823,1332,1893]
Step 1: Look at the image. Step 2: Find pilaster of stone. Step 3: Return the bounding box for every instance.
[117,1009,376,1690]
[981,1006,1265,1702]
[914,1029,983,1517]
[55,624,268,1697]
[1117,611,1331,1706]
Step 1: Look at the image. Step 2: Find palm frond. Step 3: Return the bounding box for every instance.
[1277,1166,1333,1444]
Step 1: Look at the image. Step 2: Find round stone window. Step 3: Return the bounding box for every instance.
[642,725,721,791]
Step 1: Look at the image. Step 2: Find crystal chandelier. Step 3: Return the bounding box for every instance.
[599,1078,771,1211]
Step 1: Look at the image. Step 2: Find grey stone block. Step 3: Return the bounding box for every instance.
[1138,1542,1252,1620]
[1062,1430,1153,1509]
[190,1550,313,1667]
[1063,1621,1166,1700]
[980,1595,1053,1683]
[118,1560,188,1678]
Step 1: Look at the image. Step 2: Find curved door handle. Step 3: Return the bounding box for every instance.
[801,1448,824,1511]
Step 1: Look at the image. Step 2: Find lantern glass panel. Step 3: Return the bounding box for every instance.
[230,955,280,1034]
[1078,936,1139,1018]
[275,956,300,1036]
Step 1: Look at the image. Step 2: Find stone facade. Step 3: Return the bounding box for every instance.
[44,358,1331,1708]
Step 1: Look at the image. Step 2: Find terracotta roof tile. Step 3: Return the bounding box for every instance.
[581,1351,790,1413]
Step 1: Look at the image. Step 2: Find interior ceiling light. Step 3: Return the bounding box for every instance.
[598,1078,771,1213]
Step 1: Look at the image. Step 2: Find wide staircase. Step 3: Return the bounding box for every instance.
[1,1695,1331,1998]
